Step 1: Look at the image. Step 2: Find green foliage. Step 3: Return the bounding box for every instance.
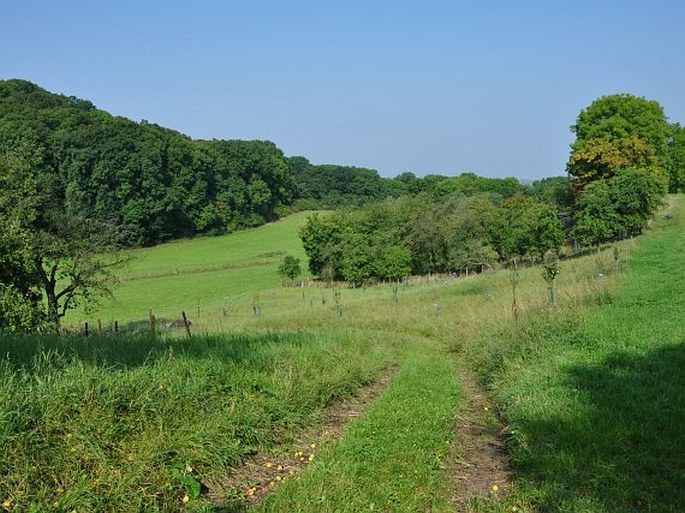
[300,193,564,283]
[492,196,564,261]
[277,254,302,282]
[668,122,685,192]
[0,79,295,247]
[288,157,390,207]
[567,94,671,198]
[0,144,129,329]
[298,213,345,277]
[530,176,574,211]
[572,168,664,246]
[567,94,672,248]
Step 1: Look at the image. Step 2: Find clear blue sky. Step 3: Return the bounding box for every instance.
[2,1,684,180]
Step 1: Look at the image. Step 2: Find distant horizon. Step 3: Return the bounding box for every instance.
[2,1,683,181]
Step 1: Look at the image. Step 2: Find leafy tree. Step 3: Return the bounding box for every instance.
[530,176,574,211]
[298,214,345,278]
[0,144,129,330]
[568,94,671,192]
[668,123,685,192]
[0,79,296,247]
[494,197,564,261]
[572,168,663,246]
[375,245,412,281]
[277,255,302,283]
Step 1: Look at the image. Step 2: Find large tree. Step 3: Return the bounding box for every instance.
[567,94,671,193]
[0,145,129,330]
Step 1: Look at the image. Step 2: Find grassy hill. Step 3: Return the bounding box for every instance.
[68,211,315,325]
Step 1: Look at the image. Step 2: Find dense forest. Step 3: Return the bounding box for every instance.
[0,80,683,330]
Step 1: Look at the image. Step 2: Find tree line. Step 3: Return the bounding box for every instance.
[299,93,683,283]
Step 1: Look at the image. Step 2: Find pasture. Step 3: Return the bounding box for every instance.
[1,198,683,512]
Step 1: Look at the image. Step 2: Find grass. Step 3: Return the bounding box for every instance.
[3,197,683,512]
[466,198,685,512]
[0,331,390,512]
[258,336,460,512]
[67,211,316,324]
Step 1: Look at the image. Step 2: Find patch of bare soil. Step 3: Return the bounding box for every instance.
[450,370,513,510]
[206,365,398,510]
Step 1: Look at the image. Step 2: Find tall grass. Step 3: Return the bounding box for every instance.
[0,331,390,512]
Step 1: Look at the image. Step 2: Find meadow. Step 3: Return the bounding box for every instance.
[1,198,683,512]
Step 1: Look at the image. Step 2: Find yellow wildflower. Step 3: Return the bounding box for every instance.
[492,484,499,492]
[182,494,190,504]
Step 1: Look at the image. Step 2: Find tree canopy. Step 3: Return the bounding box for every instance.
[0,79,296,246]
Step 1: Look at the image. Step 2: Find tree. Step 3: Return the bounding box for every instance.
[298,213,345,278]
[568,94,671,193]
[571,180,619,247]
[375,245,412,281]
[571,168,663,246]
[0,145,129,330]
[493,197,564,261]
[277,255,302,284]
[668,123,685,192]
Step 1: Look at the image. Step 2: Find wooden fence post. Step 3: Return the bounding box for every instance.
[182,311,191,338]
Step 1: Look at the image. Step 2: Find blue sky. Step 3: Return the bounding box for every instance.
[2,1,684,180]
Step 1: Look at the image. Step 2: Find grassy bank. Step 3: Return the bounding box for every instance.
[469,199,685,511]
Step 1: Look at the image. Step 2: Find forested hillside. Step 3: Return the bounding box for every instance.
[0,79,296,246]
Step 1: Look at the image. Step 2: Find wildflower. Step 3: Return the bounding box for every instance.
[308,454,315,462]
[310,443,316,449]
[492,484,499,492]
[2,500,11,511]
[276,465,283,472]
[265,462,273,469]
[182,494,190,504]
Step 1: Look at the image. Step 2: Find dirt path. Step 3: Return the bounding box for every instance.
[206,365,398,510]
[450,369,513,510]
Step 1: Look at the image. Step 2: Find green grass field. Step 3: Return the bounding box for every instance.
[2,198,683,512]
[68,211,315,324]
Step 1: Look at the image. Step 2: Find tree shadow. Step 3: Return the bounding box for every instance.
[0,330,309,371]
[514,343,685,511]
